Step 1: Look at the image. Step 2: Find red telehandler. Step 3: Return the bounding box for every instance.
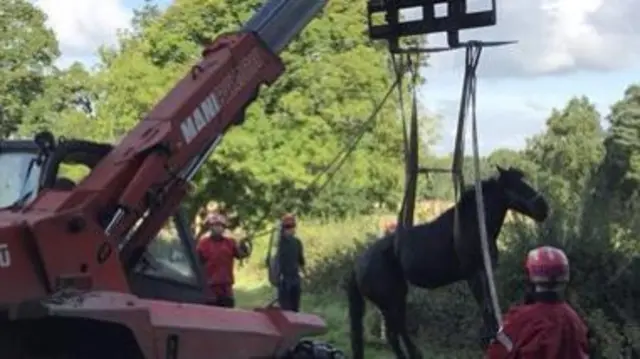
[0,1,345,358]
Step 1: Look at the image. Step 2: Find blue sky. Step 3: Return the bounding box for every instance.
[33,0,640,155]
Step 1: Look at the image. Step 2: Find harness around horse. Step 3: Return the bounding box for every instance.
[369,1,518,347]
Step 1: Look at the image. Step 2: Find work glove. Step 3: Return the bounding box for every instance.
[238,238,252,257]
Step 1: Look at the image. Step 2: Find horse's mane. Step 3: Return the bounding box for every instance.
[456,176,499,204]
[419,175,503,228]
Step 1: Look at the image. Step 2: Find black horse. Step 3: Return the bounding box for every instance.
[346,166,549,359]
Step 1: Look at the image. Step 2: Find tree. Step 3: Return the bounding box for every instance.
[585,84,640,241]
[525,96,604,194]
[521,96,604,242]
[417,154,494,202]
[19,63,97,137]
[487,149,532,171]
[0,0,60,138]
[89,0,432,231]
[597,84,640,198]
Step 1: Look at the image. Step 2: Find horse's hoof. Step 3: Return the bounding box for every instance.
[480,337,491,348]
[477,328,494,349]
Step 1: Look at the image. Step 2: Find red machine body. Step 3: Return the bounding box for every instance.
[0,30,329,358]
[0,32,279,297]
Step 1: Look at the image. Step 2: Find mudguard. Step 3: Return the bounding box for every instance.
[1,291,328,359]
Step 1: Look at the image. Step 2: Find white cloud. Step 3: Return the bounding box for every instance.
[38,0,639,77]
[429,92,550,155]
[33,0,133,64]
[421,0,640,77]
[412,0,640,154]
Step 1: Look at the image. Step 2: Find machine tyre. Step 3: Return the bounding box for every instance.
[284,339,346,359]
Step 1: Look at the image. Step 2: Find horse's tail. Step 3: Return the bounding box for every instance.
[347,269,366,359]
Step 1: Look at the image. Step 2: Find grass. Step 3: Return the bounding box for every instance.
[233,274,394,358]
[233,267,480,358]
[227,209,491,358]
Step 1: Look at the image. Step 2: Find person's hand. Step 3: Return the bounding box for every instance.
[237,238,252,258]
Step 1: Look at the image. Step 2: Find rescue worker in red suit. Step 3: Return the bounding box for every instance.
[196,213,249,308]
[485,245,590,359]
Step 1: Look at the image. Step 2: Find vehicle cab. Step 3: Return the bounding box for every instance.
[0,132,210,304]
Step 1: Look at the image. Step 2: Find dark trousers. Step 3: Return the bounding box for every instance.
[278,278,301,312]
[207,284,235,308]
[207,295,235,308]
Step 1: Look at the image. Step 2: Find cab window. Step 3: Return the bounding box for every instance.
[136,219,199,286]
[55,162,90,187]
[0,152,41,208]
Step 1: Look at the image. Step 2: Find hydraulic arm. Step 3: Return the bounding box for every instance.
[0,0,327,303]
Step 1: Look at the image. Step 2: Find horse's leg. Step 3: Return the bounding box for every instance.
[380,308,407,359]
[395,296,423,359]
[466,270,499,348]
[379,308,387,341]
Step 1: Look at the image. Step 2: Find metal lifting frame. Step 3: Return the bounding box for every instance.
[367,0,513,53]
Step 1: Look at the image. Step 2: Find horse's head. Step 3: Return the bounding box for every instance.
[495,166,549,222]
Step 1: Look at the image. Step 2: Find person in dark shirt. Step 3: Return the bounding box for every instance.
[276,213,306,312]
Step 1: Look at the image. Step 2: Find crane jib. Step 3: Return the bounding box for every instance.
[179,47,265,144]
[0,243,10,268]
[180,93,221,144]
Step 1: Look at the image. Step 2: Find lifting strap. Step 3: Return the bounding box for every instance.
[260,64,410,283]
[391,53,420,256]
[451,41,479,267]
[451,43,482,256]
[451,41,514,265]
[254,65,408,251]
[453,41,503,329]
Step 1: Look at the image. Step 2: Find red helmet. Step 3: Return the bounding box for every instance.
[205,213,227,227]
[525,246,570,283]
[281,213,296,227]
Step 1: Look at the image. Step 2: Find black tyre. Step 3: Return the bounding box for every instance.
[285,339,346,359]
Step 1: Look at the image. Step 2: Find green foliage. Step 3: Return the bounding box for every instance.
[19,63,96,137]
[603,84,640,190]
[417,154,499,201]
[524,96,604,199]
[235,90,640,358]
[237,192,640,357]
[0,0,60,137]
[20,0,437,232]
[589,84,640,233]
[236,213,484,358]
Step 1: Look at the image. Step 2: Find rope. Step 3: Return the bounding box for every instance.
[258,62,410,284]
[245,67,408,241]
[461,41,503,329]
[391,54,409,159]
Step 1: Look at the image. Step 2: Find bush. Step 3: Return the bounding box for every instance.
[233,195,640,357]
[288,210,487,352]
[305,216,640,356]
